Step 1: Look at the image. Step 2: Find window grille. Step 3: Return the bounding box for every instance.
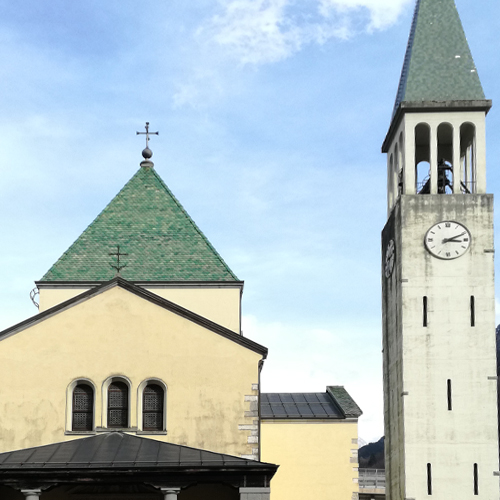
[73,384,93,431]
[108,381,128,428]
[143,384,164,431]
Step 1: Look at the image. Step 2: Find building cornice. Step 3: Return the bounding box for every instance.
[382,99,492,153]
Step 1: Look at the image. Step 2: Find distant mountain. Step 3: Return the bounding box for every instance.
[359,437,385,469]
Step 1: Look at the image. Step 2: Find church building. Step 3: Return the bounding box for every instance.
[0,128,361,500]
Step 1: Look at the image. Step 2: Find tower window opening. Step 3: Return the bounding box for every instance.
[423,296,428,327]
[460,123,476,194]
[437,159,453,194]
[437,123,454,194]
[415,123,431,194]
[398,132,404,196]
[389,154,395,209]
[470,296,475,327]
[447,379,452,410]
[427,463,432,495]
[473,463,478,495]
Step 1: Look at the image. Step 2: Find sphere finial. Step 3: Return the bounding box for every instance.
[136,122,159,168]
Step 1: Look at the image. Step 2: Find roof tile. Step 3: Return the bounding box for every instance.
[41,166,238,282]
[393,0,485,115]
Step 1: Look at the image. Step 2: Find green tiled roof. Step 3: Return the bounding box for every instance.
[41,166,238,282]
[393,0,485,115]
[327,386,363,418]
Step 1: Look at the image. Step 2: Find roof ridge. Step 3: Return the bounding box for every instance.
[149,168,238,280]
[41,168,144,281]
[101,432,269,463]
[392,0,421,118]
[0,433,98,456]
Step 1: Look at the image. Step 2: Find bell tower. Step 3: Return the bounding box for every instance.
[381,1,499,499]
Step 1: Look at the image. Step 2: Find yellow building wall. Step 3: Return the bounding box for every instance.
[38,285,241,333]
[261,420,359,500]
[0,285,260,456]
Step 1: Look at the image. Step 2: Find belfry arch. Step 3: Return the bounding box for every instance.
[415,122,431,194]
[460,122,476,193]
[436,122,454,194]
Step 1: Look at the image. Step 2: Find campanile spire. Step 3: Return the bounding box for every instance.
[393,0,485,117]
[382,0,492,214]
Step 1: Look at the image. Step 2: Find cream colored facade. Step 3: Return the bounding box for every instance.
[0,262,362,500]
[0,283,260,457]
[261,420,359,500]
[37,283,242,333]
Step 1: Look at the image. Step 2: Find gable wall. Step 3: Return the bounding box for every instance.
[0,286,261,457]
[38,286,241,333]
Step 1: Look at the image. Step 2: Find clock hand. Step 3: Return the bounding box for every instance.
[443,231,466,243]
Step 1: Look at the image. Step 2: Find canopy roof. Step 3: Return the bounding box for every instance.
[0,433,277,491]
[0,432,273,470]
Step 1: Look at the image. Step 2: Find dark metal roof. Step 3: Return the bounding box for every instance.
[261,387,362,420]
[0,432,273,470]
[260,392,343,419]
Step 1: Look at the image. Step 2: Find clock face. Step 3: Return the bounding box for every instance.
[384,239,395,278]
[424,221,471,260]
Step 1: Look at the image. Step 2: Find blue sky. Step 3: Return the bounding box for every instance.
[1,0,500,443]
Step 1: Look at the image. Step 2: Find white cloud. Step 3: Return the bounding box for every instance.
[199,0,412,65]
[319,0,412,30]
[200,0,305,65]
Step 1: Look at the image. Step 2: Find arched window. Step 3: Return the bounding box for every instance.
[143,384,164,431]
[72,384,94,431]
[108,381,129,428]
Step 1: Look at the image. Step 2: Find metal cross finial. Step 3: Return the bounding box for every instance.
[136,122,159,149]
[109,245,129,275]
